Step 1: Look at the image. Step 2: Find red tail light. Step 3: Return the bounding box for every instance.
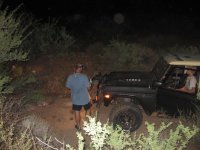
[95,96,99,101]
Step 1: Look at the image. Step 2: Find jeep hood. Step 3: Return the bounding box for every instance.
[103,71,154,87]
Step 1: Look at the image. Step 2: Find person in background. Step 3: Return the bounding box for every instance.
[66,63,92,131]
[176,66,197,94]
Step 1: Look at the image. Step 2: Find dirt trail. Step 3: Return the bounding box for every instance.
[28,96,199,150]
[28,96,174,147]
[24,55,199,149]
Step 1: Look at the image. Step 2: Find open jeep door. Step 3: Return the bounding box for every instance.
[157,66,200,116]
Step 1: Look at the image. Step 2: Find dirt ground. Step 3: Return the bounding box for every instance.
[27,97,200,149]
[23,54,200,149]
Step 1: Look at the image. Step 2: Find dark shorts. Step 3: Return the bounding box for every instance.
[72,102,91,111]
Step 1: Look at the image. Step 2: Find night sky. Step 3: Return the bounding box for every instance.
[2,0,200,37]
[3,0,200,18]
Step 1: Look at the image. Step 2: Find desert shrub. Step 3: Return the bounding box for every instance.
[0,6,29,63]
[99,40,158,72]
[0,4,48,150]
[84,117,199,150]
[22,19,75,57]
[197,90,200,100]
[0,75,13,94]
[137,34,183,49]
[0,94,51,150]
[0,4,31,94]
[11,74,45,104]
[0,96,51,150]
[37,116,199,150]
[179,105,200,145]
[159,45,200,55]
[0,95,34,150]
[136,122,198,150]
[10,73,37,90]
[24,90,45,104]
[0,117,33,150]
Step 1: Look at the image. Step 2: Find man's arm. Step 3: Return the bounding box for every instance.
[176,86,196,94]
[85,76,92,91]
[65,76,71,90]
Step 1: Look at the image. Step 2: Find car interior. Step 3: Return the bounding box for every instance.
[162,66,200,96]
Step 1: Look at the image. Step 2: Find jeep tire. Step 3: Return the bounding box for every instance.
[109,104,143,132]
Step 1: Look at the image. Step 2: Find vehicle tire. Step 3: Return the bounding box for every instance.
[109,104,143,132]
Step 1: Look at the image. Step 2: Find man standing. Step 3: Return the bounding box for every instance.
[66,64,91,130]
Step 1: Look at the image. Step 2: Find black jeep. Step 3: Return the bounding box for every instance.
[93,54,200,132]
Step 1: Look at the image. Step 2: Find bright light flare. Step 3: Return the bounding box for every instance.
[104,94,111,99]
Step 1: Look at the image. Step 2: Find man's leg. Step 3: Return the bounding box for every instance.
[84,102,92,117]
[74,110,81,128]
[72,104,82,130]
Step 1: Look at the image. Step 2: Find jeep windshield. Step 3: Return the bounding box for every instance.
[151,57,170,81]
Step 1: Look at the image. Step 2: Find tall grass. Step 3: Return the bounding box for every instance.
[179,105,200,144]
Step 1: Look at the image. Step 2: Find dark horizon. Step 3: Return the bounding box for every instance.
[3,0,200,18]
[2,0,200,39]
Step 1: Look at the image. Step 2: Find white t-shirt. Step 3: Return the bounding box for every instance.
[185,76,197,90]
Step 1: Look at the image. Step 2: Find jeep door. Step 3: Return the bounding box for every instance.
[156,67,200,115]
[157,88,198,115]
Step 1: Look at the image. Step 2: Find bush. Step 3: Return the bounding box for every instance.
[37,116,199,150]
[24,90,45,104]
[160,45,200,55]
[179,105,200,144]
[10,74,45,104]
[0,4,31,94]
[137,34,183,49]
[0,5,29,63]
[10,74,37,90]
[0,118,33,150]
[99,40,157,72]
[0,96,34,150]
[22,19,75,57]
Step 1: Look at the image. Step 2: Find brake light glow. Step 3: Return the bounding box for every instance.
[104,94,110,99]
[96,96,99,101]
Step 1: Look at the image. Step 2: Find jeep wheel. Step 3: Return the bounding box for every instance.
[109,104,143,132]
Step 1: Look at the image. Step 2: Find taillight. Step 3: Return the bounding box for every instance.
[95,96,99,101]
[104,94,111,99]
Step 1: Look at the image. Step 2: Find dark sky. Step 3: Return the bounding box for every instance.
[2,0,200,36]
[3,0,200,18]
